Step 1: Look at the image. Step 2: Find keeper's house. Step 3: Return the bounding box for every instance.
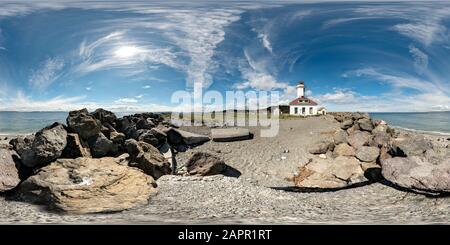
[289,82,326,116]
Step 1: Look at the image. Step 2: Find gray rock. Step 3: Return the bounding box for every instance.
[110,131,126,144]
[372,124,389,134]
[308,141,334,154]
[124,139,171,179]
[61,133,91,158]
[333,129,348,144]
[292,156,367,189]
[381,156,450,194]
[358,118,374,131]
[211,128,251,142]
[347,131,371,149]
[356,146,380,162]
[138,131,159,147]
[166,128,210,145]
[91,108,117,125]
[88,133,118,158]
[186,152,226,176]
[67,109,102,140]
[14,123,67,167]
[391,135,433,157]
[0,148,20,192]
[340,119,354,129]
[18,157,157,214]
[346,124,360,135]
[332,143,356,158]
[136,118,155,130]
[371,132,391,147]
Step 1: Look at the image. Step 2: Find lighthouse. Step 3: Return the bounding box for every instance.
[296,81,305,98]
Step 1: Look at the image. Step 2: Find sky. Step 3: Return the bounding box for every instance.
[0,0,450,112]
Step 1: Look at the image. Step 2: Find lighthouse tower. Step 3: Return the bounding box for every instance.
[296,81,305,98]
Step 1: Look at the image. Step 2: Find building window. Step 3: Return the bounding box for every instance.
[302,107,305,114]
[294,107,298,114]
[310,107,313,114]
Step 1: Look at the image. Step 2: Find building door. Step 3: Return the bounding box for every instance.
[309,107,313,114]
[302,107,305,114]
[294,107,298,114]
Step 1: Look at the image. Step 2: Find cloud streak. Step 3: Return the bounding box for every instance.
[29,57,65,91]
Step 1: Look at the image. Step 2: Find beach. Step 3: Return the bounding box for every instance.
[1,115,449,224]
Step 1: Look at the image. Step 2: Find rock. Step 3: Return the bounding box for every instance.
[18,157,157,213]
[91,108,117,125]
[0,148,20,192]
[391,135,432,157]
[333,129,348,144]
[67,109,102,140]
[159,143,173,166]
[110,131,125,144]
[318,154,327,159]
[381,156,450,194]
[14,123,67,168]
[379,146,392,161]
[292,156,367,189]
[150,128,167,145]
[347,131,371,149]
[185,152,226,176]
[340,119,354,129]
[332,143,356,157]
[356,146,380,162]
[308,141,334,154]
[136,118,155,130]
[360,161,382,181]
[346,124,360,135]
[358,118,374,131]
[372,124,388,134]
[61,133,91,158]
[211,128,251,142]
[371,132,391,147]
[88,133,118,158]
[138,131,159,147]
[124,139,171,179]
[166,128,210,145]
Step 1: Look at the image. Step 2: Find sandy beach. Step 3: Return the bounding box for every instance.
[1,115,449,224]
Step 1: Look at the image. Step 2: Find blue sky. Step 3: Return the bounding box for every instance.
[0,0,449,112]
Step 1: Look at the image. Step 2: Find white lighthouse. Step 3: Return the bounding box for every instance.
[289,81,325,116]
[296,82,305,98]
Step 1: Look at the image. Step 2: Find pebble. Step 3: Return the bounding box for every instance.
[281,156,287,160]
[319,154,327,159]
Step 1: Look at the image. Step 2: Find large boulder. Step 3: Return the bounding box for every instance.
[88,133,118,158]
[18,157,157,213]
[356,146,380,162]
[185,152,226,176]
[340,119,354,129]
[166,128,210,146]
[91,108,117,125]
[347,130,371,149]
[371,132,391,148]
[138,131,159,147]
[0,148,20,192]
[332,143,356,157]
[67,109,102,140]
[333,129,348,145]
[308,141,334,154]
[292,156,368,189]
[13,123,67,167]
[381,156,450,194]
[357,118,374,131]
[211,128,251,142]
[390,135,433,157]
[61,133,91,158]
[124,139,171,179]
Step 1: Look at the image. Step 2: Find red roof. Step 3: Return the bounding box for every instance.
[289,96,318,106]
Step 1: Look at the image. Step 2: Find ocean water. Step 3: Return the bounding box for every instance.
[370,111,450,135]
[0,111,130,135]
[0,111,449,135]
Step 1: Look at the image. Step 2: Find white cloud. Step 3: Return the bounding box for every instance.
[0,47,6,51]
[142,85,151,89]
[258,33,273,53]
[115,98,138,104]
[393,23,447,46]
[344,67,437,93]
[135,94,143,99]
[85,87,92,91]
[315,89,359,104]
[408,45,428,74]
[322,17,377,29]
[28,57,65,90]
[0,91,86,111]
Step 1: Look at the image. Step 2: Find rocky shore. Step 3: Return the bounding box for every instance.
[0,109,449,224]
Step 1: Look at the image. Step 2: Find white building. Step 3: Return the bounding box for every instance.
[289,81,321,116]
